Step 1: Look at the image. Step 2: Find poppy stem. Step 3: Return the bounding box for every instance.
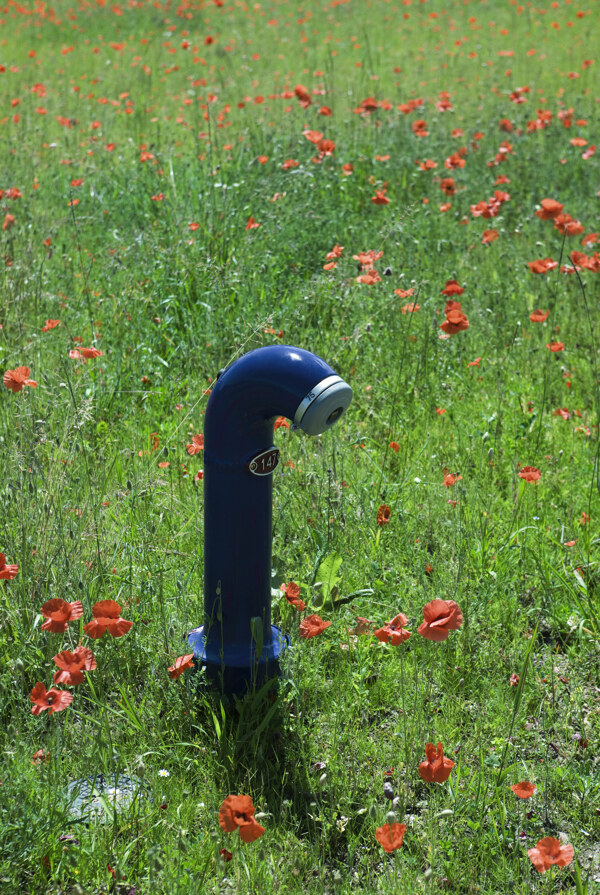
[488,622,539,811]
[399,639,409,769]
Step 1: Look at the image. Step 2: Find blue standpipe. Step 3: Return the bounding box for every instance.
[187,345,352,694]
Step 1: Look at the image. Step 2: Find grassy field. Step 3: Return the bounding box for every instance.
[1,0,600,891]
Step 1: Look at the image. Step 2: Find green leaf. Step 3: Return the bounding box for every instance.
[312,552,343,609]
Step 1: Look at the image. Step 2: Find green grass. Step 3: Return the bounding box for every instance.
[1,0,600,891]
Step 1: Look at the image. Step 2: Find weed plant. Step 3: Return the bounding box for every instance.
[0,0,599,892]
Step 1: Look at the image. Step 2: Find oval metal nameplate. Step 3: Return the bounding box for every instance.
[247,447,280,476]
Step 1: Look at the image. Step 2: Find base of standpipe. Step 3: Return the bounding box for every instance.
[187,624,290,696]
[66,773,151,824]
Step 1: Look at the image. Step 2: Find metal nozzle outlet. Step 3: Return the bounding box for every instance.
[294,375,353,436]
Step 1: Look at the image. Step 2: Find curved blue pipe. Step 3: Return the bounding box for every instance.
[187,345,352,693]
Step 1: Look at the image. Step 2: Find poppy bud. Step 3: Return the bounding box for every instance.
[384,267,392,276]
[319,773,327,786]
[383,781,394,800]
[482,431,489,442]
[488,448,494,461]
[163,446,169,457]
[386,810,396,825]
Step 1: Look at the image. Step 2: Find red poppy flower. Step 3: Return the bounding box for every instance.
[283,582,305,611]
[418,742,454,783]
[529,309,549,322]
[535,198,564,220]
[554,213,584,236]
[371,188,390,205]
[482,229,499,243]
[274,416,290,430]
[168,654,195,680]
[186,434,204,455]
[325,245,344,261]
[303,129,323,145]
[316,138,336,157]
[527,837,574,874]
[418,599,463,641]
[356,270,381,285]
[570,250,600,272]
[32,748,51,764]
[0,553,19,579]
[441,279,464,296]
[374,613,411,645]
[441,309,469,334]
[377,504,391,526]
[401,302,421,314]
[218,795,265,843]
[293,84,311,107]
[470,199,497,219]
[42,319,61,332]
[439,177,456,196]
[547,341,565,352]
[40,598,83,633]
[444,297,461,314]
[443,473,462,487]
[353,250,383,268]
[30,682,73,715]
[69,346,103,361]
[299,614,331,639]
[219,848,233,862]
[245,216,260,230]
[510,781,536,799]
[518,466,541,482]
[394,288,415,299]
[528,258,558,274]
[84,600,132,639]
[53,645,97,685]
[3,366,38,392]
[375,821,406,852]
[412,119,428,137]
[581,232,598,246]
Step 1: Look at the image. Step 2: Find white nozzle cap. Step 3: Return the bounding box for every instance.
[294,375,353,436]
